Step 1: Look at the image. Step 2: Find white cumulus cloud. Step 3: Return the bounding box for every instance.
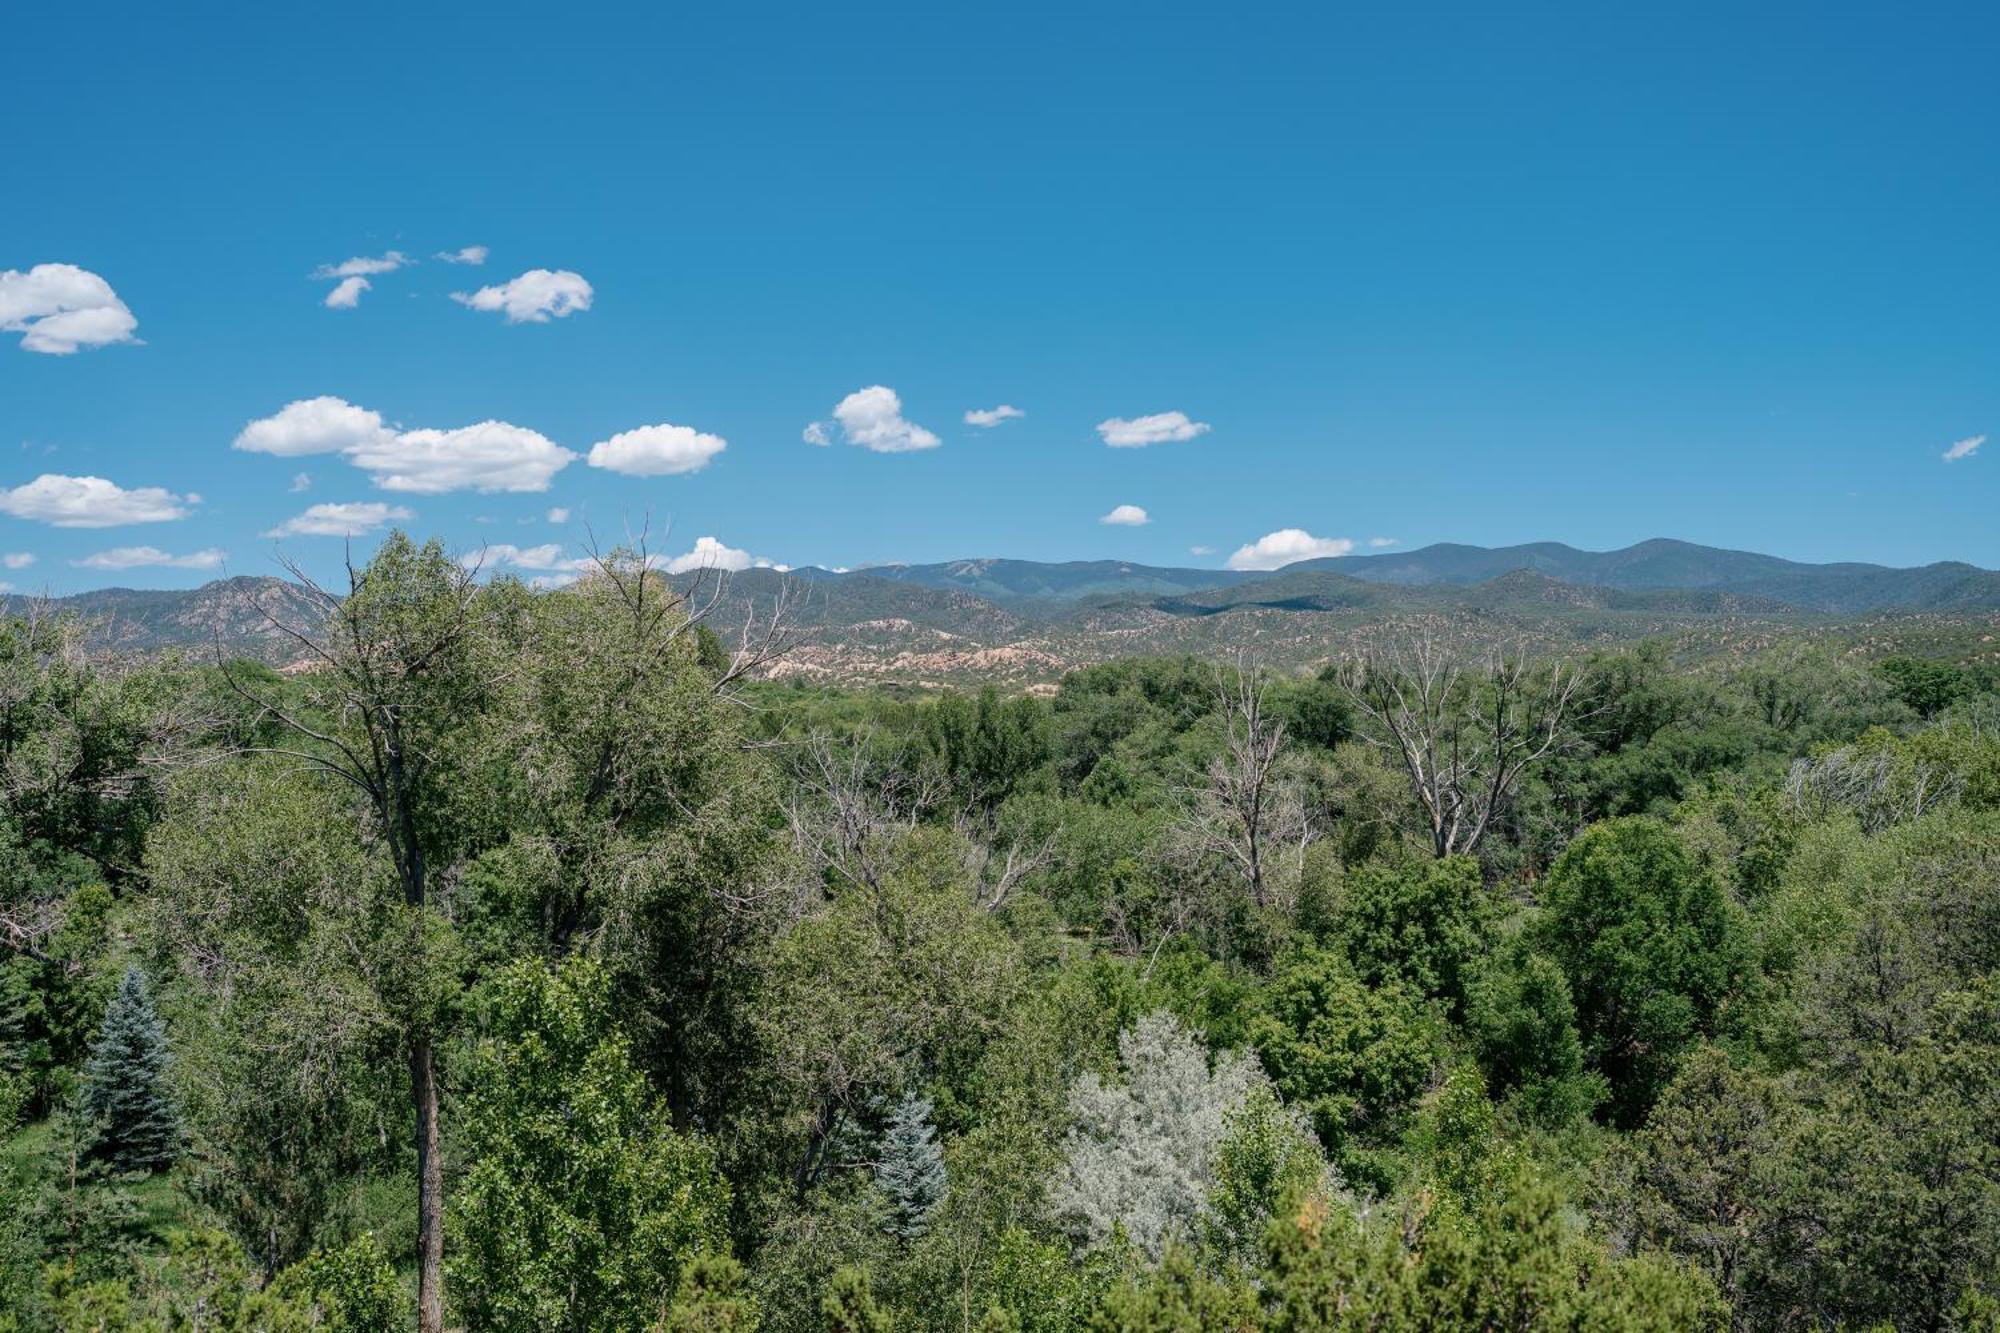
[827,385,939,453]
[1944,434,1985,462]
[234,397,393,457]
[347,421,576,493]
[236,397,576,494]
[1096,410,1210,448]
[452,269,593,323]
[661,536,787,575]
[587,423,727,477]
[0,475,192,527]
[1189,545,1216,556]
[311,253,410,307]
[263,501,414,538]
[290,472,312,492]
[1368,536,1399,548]
[436,246,489,265]
[965,405,1024,428]
[72,546,225,571]
[1226,528,1356,571]
[802,421,831,447]
[324,276,371,309]
[0,264,140,355]
[546,506,570,523]
[1100,504,1150,526]
[2,554,36,569]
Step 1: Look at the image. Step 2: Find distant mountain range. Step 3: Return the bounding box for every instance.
[1,576,335,657]
[820,539,2000,616]
[12,540,1998,683]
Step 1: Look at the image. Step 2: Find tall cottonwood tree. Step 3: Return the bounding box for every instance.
[224,534,499,1333]
[221,536,792,1327]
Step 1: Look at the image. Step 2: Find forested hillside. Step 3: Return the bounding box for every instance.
[4,535,2000,1330]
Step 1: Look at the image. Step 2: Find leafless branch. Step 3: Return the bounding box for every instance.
[1338,632,1589,858]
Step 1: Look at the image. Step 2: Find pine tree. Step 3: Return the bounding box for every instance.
[80,966,180,1173]
[874,1093,946,1241]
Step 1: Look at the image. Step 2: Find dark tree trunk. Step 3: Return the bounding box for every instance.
[412,1037,444,1333]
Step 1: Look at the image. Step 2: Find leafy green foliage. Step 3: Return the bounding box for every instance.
[451,958,731,1331]
[820,1267,894,1333]
[1204,1085,1326,1264]
[1249,948,1443,1173]
[654,1254,762,1332]
[1534,817,1751,1123]
[1257,1169,1726,1330]
[1875,654,1976,718]
[1321,856,1488,1012]
[3,576,1998,1331]
[1466,944,1605,1126]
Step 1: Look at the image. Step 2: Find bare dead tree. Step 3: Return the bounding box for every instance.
[784,727,949,896]
[1784,745,1964,834]
[951,806,1057,912]
[0,897,76,972]
[1338,632,1588,859]
[1171,660,1310,910]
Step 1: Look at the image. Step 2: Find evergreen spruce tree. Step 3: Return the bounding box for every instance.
[80,966,180,1173]
[874,1093,946,1242]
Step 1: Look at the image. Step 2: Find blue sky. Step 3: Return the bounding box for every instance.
[3,1,1996,592]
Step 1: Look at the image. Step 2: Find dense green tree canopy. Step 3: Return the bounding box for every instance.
[2,542,1998,1330]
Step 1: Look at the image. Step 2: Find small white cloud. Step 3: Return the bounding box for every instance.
[72,546,225,571]
[1944,434,1985,462]
[0,264,140,355]
[234,397,393,457]
[660,536,786,575]
[324,276,371,309]
[1367,536,1399,548]
[1226,528,1355,571]
[0,475,191,527]
[347,421,576,493]
[467,543,584,574]
[452,269,593,323]
[546,506,570,523]
[313,252,411,280]
[587,422,726,477]
[436,246,489,265]
[264,501,414,538]
[965,405,1025,428]
[1100,504,1150,526]
[2,553,35,569]
[802,421,831,447]
[1189,544,1216,556]
[828,385,939,453]
[1096,410,1210,448]
[290,472,313,493]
